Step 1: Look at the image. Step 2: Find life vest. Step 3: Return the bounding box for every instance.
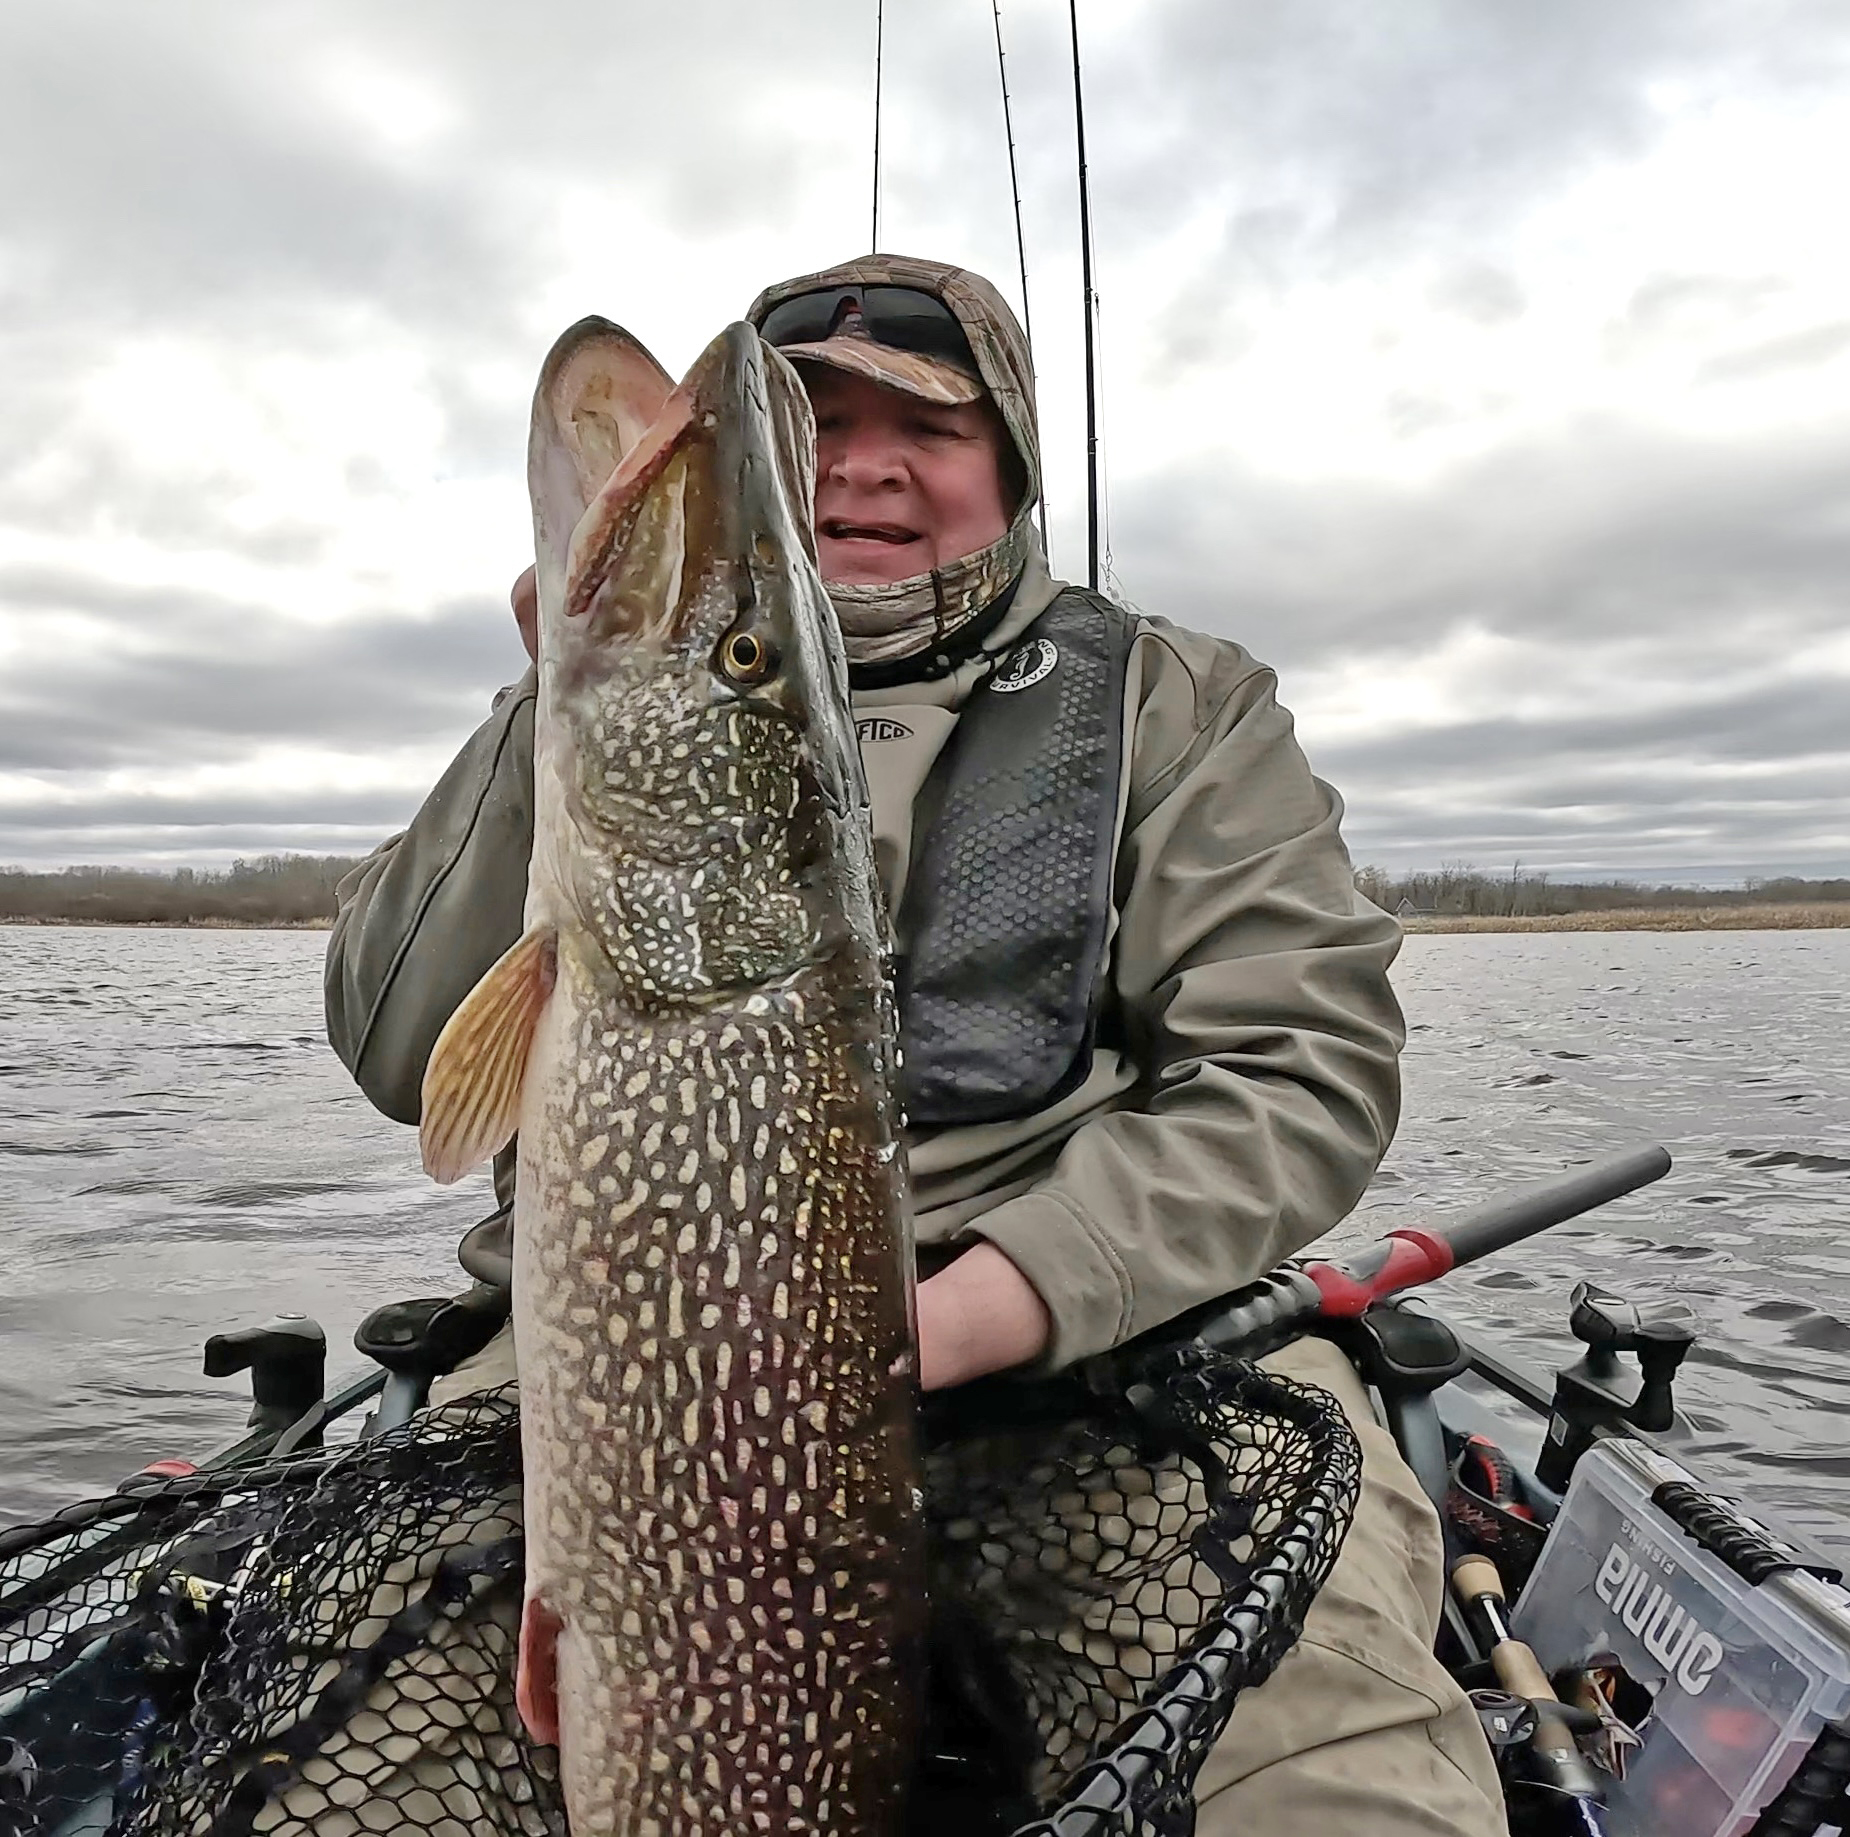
[898,586,1137,1128]
[461,587,1135,1290]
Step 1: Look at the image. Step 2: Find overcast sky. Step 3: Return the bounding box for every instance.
[2,0,1847,880]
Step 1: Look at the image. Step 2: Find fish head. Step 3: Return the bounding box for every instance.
[527,317,877,1005]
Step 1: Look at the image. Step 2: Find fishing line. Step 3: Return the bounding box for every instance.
[990,1,1048,553]
[871,0,886,251]
[1067,0,1100,592]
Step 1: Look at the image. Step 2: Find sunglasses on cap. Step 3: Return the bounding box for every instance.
[757,285,978,372]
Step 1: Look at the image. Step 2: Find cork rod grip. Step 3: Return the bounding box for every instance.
[1489,1634,1559,1704]
[1450,1555,1609,1814]
[1450,1554,1505,1608]
[1451,1553,1563,1702]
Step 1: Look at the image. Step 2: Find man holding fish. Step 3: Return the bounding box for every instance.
[326,256,1507,1836]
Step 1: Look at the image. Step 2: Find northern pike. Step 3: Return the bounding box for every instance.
[420,318,924,1835]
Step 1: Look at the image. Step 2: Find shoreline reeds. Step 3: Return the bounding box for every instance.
[1402,904,1849,934]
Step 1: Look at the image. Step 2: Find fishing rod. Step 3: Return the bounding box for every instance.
[990,1,1049,553]
[1453,1555,1611,1834]
[864,0,1092,573]
[1067,0,1100,592]
[871,0,886,250]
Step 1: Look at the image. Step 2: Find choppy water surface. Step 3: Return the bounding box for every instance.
[0,926,486,1524]
[1358,928,1850,1559]
[1,924,1846,1555]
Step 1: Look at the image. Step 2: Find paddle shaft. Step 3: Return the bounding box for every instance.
[1350,1145,1671,1283]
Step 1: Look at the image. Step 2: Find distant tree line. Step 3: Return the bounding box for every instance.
[0,854,364,925]
[5,851,1848,927]
[1355,861,1850,919]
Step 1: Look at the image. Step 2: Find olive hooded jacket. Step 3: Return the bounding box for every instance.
[325,256,1404,1372]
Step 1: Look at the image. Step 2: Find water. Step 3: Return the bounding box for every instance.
[1364,928,1850,1559]
[0,926,487,1522]
[1,924,1846,1555]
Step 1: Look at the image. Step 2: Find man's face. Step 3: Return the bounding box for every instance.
[806,367,1013,586]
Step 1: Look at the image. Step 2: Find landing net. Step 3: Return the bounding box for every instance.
[0,1354,1357,1837]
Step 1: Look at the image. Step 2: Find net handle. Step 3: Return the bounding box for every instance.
[1110,1147,1673,1378]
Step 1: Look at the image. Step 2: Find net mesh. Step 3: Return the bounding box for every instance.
[925,1358,1360,1837]
[0,1391,546,1837]
[0,1353,1358,1837]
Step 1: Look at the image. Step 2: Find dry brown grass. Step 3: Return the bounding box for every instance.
[1404,903,1850,934]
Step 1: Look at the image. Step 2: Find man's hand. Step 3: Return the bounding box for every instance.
[915,1242,1052,1391]
[512,565,539,663]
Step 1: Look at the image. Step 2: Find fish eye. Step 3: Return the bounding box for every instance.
[719,628,778,684]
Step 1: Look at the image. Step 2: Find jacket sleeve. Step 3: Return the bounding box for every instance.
[324,671,537,1125]
[964,632,1405,1369]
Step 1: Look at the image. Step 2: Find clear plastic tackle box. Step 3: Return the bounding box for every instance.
[1510,1435,1850,1836]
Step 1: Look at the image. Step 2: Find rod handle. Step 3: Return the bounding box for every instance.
[1451,1556,1565,1702]
[1452,1556,1609,1809]
[1489,1638,1558,1706]
[1451,1553,1507,1610]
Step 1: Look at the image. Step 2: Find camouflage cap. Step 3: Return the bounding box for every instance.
[773,310,986,408]
[748,254,1041,511]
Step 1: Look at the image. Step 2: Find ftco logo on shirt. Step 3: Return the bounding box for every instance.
[856,717,914,742]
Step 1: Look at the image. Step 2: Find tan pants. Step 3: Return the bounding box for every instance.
[436,1329,1509,1836]
[1191,1336,1508,1836]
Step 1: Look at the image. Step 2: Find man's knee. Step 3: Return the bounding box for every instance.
[426,1321,519,1407]
[1194,1665,1508,1837]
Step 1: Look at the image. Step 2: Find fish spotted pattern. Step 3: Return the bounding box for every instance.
[422,318,923,1837]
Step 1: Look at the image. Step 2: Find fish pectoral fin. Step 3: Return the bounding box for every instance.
[419,925,557,1184]
[516,1594,563,1747]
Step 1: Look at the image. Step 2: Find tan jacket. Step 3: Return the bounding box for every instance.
[326,542,1403,1370]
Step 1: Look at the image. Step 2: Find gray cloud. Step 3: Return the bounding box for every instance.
[1104,405,1850,880]
[1699,321,1850,384]
[0,567,524,772]
[2,1,1848,874]
[1122,0,1850,256]
[1320,678,1850,780]
[2,20,482,316]
[0,792,414,836]
[1111,418,1850,666]
[1083,2,1850,416]
[1429,265,1529,329]
[1318,678,1850,877]
[0,822,403,870]
[0,2,876,332]
[1605,273,1795,364]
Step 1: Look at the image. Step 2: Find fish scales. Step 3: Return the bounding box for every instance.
[422,319,923,1836]
[525,989,913,1829]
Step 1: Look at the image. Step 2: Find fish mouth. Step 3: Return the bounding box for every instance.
[561,386,700,629]
[529,319,677,617]
[532,321,817,651]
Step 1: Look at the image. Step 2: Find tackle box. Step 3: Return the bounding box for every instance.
[1511,1435,1850,1836]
